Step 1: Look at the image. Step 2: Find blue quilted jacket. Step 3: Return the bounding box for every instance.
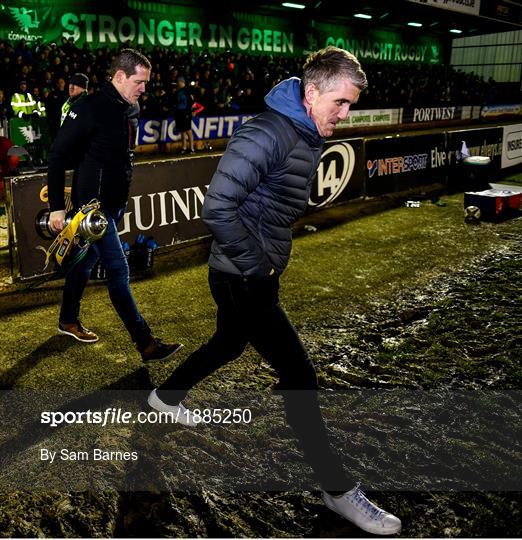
[202,77,324,277]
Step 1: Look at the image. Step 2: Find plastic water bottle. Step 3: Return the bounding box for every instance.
[121,241,131,270]
[91,259,106,280]
[145,237,158,271]
[133,234,146,274]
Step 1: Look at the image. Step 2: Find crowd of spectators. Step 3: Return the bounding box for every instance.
[0,37,520,130]
[361,61,519,108]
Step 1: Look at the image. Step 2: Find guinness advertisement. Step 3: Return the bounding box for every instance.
[2,127,508,281]
[7,143,365,281]
[7,156,220,281]
[365,133,447,196]
[119,156,219,247]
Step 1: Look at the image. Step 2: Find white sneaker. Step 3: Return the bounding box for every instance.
[323,483,401,535]
[147,389,198,427]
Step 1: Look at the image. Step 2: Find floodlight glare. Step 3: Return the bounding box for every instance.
[282,2,306,8]
[407,22,423,27]
[450,28,463,34]
[354,13,372,19]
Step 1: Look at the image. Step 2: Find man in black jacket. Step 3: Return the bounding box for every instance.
[47,48,182,362]
[60,72,89,125]
[148,47,401,534]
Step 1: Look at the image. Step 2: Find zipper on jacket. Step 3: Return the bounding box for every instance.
[256,199,267,253]
[128,120,133,148]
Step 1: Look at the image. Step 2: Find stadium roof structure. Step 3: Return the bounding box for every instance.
[180,0,522,38]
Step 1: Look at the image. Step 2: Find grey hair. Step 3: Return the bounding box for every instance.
[302,46,368,94]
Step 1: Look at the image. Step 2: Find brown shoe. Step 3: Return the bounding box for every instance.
[58,320,99,343]
[140,337,183,362]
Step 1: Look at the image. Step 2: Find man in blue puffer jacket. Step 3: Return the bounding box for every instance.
[149,47,401,535]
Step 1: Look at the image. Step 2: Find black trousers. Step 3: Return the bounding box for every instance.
[158,268,349,491]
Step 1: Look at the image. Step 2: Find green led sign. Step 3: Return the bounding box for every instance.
[0,1,443,63]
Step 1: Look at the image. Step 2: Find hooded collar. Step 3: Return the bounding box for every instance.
[264,77,324,147]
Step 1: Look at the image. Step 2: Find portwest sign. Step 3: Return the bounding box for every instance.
[403,106,463,123]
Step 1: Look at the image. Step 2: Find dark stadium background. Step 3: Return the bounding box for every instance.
[0,0,520,537]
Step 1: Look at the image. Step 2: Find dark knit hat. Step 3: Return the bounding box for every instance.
[69,73,89,90]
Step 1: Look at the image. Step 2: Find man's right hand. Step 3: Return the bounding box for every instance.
[49,210,66,234]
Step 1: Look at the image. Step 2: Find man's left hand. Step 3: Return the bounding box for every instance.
[49,210,66,234]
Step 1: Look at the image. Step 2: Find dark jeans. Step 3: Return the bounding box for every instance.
[158,268,349,491]
[60,208,151,350]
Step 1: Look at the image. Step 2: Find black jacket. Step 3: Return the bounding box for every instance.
[47,82,139,212]
[202,77,324,277]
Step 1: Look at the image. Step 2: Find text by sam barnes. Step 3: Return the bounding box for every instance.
[40,448,138,463]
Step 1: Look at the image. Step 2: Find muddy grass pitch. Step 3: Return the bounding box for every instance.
[0,189,520,537]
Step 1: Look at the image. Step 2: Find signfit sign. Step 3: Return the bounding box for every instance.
[138,114,254,145]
